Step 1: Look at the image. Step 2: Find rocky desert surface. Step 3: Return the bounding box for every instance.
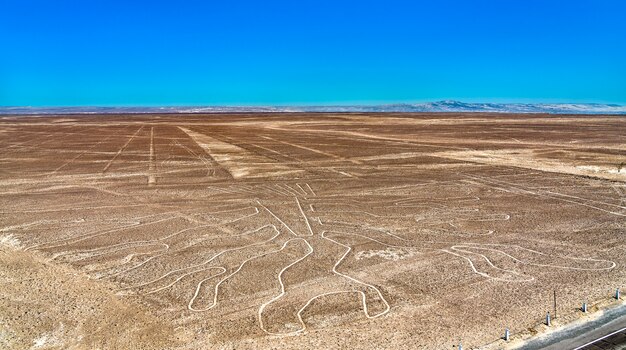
[1,113,624,349]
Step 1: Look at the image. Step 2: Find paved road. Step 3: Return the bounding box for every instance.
[517,303,626,350]
[575,327,626,350]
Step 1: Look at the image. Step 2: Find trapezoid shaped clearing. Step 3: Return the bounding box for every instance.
[178,127,304,179]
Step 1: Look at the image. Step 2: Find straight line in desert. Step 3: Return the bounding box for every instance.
[256,200,298,236]
[260,135,362,164]
[103,125,144,173]
[260,184,292,197]
[215,133,293,160]
[296,183,310,196]
[215,133,327,177]
[466,174,626,217]
[178,126,303,179]
[173,140,216,176]
[178,126,243,178]
[287,184,308,196]
[148,127,157,185]
[50,135,112,174]
[269,126,468,151]
[278,184,300,196]
[295,197,315,236]
[213,133,348,179]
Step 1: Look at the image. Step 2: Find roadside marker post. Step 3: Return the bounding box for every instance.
[553,290,557,319]
[582,302,587,313]
[546,312,551,326]
[504,328,510,342]
[616,288,621,300]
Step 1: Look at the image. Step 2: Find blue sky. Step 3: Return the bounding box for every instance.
[1,0,625,106]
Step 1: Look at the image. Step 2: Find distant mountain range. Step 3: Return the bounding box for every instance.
[2,100,626,115]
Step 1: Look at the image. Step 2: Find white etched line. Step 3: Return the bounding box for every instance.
[147,267,226,295]
[442,248,534,282]
[118,225,281,291]
[189,237,311,311]
[278,184,299,196]
[256,200,298,236]
[173,140,215,176]
[50,135,112,174]
[284,184,304,196]
[258,238,314,334]
[320,231,390,316]
[103,126,144,173]
[324,230,414,250]
[305,183,317,196]
[295,197,314,236]
[259,184,290,197]
[148,127,157,185]
[459,244,616,271]
[466,174,626,217]
[544,190,626,210]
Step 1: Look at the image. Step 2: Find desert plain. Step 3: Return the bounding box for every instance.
[0,112,625,349]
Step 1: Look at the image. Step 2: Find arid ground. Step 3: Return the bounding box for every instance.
[1,113,625,350]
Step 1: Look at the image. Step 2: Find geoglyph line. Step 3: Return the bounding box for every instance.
[173,140,215,176]
[442,248,534,282]
[148,127,157,185]
[191,238,312,312]
[465,174,626,217]
[103,126,144,173]
[256,200,298,236]
[119,225,281,292]
[320,231,390,317]
[323,230,415,250]
[456,244,616,271]
[260,135,357,163]
[295,197,314,237]
[305,183,316,196]
[257,238,315,334]
[50,135,112,174]
[280,184,301,196]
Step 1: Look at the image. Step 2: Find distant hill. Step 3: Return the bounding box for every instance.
[2,101,626,115]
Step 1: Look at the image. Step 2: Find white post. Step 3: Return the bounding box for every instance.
[546,312,551,326]
[616,288,621,300]
[582,302,587,313]
[458,343,463,350]
[504,328,510,342]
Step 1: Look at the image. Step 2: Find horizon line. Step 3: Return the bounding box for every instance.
[2,99,626,109]
[2,100,626,116]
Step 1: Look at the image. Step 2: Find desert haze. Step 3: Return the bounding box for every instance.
[0,113,625,349]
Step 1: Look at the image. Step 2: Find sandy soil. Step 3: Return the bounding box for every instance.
[0,113,624,349]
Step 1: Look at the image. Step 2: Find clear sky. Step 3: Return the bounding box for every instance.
[1,0,625,106]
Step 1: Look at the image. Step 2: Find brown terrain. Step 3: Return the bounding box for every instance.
[0,113,625,350]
